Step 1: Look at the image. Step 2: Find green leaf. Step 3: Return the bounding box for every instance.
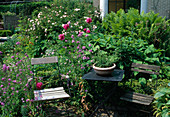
[166,100,170,105]
[154,92,166,98]
[139,77,146,86]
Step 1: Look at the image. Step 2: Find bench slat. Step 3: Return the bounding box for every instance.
[120,92,154,105]
[34,87,64,93]
[34,87,70,101]
[131,68,159,75]
[34,93,70,101]
[132,63,160,71]
[120,97,151,105]
[31,56,58,65]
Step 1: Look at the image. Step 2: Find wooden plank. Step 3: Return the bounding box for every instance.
[122,94,153,103]
[120,92,154,105]
[123,93,153,101]
[120,97,151,105]
[34,87,64,93]
[131,68,159,75]
[132,63,160,71]
[31,56,58,65]
[34,93,70,101]
[126,91,153,99]
[34,87,70,101]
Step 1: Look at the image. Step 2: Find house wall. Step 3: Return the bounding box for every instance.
[93,0,100,8]
[147,0,170,19]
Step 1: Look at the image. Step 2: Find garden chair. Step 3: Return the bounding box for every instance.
[120,63,160,115]
[31,56,70,101]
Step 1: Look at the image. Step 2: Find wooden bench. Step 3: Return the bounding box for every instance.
[31,56,70,101]
[120,63,160,106]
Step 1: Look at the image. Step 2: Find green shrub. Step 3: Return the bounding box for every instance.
[153,86,170,117]
[0,1,51,16]
[102,8,170,56]
[0,30,12,37]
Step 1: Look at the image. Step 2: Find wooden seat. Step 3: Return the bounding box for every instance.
[34,87,70,101]
[120,91,154,105]
[120,63,160,106]
[31,56,70,101]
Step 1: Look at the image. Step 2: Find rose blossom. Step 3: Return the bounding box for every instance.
[86,30,90,33]
[86,18,92,24]
[63,24,69,30]
[36,82,43,89]
[58,34,65,41]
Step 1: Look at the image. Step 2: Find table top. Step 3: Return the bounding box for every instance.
[82,69,124,81]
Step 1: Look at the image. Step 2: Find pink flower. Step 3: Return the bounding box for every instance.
[1,77,5,81]
[6,66,10,71]
[26,99,30,102]
[89,50,93,52]
[72,40,75,43]
[58,34,65,40]
[3,64,7,72]
[1,102,5,106]
[8,78,11,81]
[0,51,2,54]
[86,30,90,33]
[30,71,33,74]
[83,28,86,31]
[0,85,3,87]
[83,56,87,60]
[89,44,92,47]
[85,35,88,37]
[16,42,21,45]
[13,80,17,83]
[11,56,14,59]
[63,24,69,30]
[71,35,74,39]
[86,18,92,24]
[82,46,86,50]
[78,32,83,37]
[36,82,43,89]
[67,21,71,25]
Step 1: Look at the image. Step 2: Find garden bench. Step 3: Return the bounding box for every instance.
[120,63,160,106]
[31,56,70,101]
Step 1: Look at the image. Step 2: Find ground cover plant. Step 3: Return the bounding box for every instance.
[0,1,170,116]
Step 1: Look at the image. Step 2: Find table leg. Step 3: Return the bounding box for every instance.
[88,81,118,117]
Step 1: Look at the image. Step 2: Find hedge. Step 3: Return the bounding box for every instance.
[0,1,51,16]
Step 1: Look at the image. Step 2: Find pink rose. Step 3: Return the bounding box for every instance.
[58,34,65,40]
[86,30,90,33]
[83,28,86,31]
[36,82,43,89]
[63,24,69,30]
[86,18,92,24]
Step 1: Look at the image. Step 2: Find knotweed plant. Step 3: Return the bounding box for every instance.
[0,50,43,116]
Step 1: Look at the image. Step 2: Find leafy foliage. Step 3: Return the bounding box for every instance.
[153,87,170,117]
[103,8,170,56]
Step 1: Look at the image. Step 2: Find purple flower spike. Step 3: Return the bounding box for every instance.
[16,42,21,45]
[8,78,12,81]
[1,77,5,81]
[1,102,5,106]
[82,46,86,50]
[89,50,93,52]
[3,64,7,72]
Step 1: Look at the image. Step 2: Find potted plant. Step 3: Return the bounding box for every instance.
[93,50,119,76]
